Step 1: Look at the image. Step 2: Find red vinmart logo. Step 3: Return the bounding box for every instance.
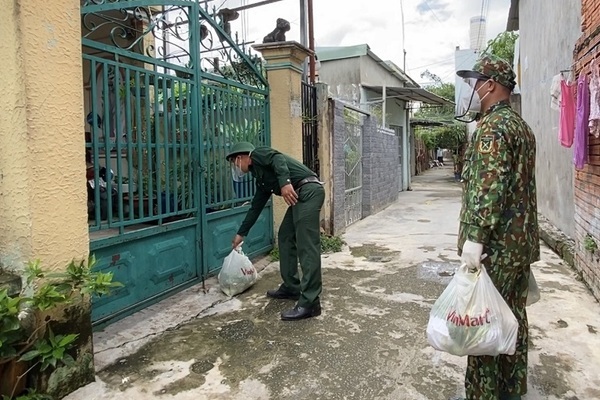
[446,308,491,327]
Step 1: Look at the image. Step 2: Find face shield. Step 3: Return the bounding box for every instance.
[454,78,481,123]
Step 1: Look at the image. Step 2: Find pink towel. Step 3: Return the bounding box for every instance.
[560,78,576,148]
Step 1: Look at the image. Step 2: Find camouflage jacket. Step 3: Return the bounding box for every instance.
[458,100,540,267]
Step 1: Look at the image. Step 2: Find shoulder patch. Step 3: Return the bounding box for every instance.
[477,134,496,154]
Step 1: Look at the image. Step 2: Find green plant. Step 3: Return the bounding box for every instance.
[321,234,345,254]
[0,256,121,399]
[3,390,51,400]
[485,31,519,66]
[269,247,280,262]
[268,234,344,262]
[584,234,598,253]
[118,78,145,99]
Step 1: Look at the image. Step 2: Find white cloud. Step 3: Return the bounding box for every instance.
[210,0,511,84]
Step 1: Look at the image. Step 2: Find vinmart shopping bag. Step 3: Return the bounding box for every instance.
[426,264,518,356]
[218,246,257,297]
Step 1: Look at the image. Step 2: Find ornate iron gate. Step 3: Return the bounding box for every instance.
[343,106,364,226]
[301,81,319,175]
[81,0,272,325]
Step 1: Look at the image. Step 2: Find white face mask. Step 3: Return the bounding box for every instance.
[455,78,491,122]
[231,157,247,181]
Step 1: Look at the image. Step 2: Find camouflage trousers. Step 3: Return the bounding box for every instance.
[465,260,530,400]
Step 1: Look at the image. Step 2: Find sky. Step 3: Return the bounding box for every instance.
[207,0,512,85]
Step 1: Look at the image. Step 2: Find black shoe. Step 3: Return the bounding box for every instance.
[281,303,322,321]
[266,288,299,300]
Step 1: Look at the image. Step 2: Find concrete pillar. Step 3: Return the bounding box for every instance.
[315,83,332,233]
[0,0,88,271]
[253,41,311,234]
[0,1,91,394]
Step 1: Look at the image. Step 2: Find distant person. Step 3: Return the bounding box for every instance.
[455,54,539,400]
[226,142,325,321]
[436,147,444,165]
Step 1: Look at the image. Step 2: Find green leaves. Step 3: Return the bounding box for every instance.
[414,81,456,122]
[415,124,467,151]
[19,329,79,371]
[83,271,123,297]
[0,289,26,360]
[1,254,121,396]
[485,31,519,66]
[31,284,67,312]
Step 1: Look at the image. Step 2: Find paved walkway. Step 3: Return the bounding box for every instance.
[65,165,600,400]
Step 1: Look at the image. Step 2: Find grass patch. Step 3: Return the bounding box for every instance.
[269,234,345,262]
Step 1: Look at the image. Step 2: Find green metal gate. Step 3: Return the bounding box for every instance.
[81,0,273,326]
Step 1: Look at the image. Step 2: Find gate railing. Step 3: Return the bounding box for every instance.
[343,105,366,227]
[201,77,269,213]
[81,1,270,236]
[83,52,199,233]
[301,81,319,175]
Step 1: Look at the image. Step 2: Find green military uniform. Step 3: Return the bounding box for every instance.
[234,145,325,309]
[457,55,539,400]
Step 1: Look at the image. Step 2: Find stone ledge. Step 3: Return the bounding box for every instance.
[0,270,22,296]
[538,213,575,268]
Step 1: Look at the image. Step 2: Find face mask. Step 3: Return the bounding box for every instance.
[455,78,491,122]
[231,157,247,181]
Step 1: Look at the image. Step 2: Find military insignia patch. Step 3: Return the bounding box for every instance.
[477,134,495,154]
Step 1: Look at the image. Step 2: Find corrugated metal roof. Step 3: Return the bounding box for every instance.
[363,85,453,106]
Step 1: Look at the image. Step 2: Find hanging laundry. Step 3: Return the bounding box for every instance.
[574,73,589,169]
[588,59,600,138]
[559,76,576,147]
[550,73,562,110]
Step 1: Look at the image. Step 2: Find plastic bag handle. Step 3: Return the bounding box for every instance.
[234,242,244,254]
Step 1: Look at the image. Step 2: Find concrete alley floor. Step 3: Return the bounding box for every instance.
[65,165,600,400]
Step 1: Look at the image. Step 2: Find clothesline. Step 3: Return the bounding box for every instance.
[551,59,598,170]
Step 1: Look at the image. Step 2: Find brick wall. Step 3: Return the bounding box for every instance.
[362,126,399,216]
[573,6,600,300]
[581,0,600,33]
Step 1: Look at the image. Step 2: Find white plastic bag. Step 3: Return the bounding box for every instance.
[218,246,257,297]
[526,270,541,306]
[426,264,519,357]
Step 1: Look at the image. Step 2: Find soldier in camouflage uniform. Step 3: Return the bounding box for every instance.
[455,54,540,400]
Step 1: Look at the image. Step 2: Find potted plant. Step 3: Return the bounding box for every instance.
[0,257,120,399]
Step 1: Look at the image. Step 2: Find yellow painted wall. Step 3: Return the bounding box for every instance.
[0,0,89,273]
[254,42,310,234]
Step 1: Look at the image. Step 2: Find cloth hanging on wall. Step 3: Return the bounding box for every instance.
[559,77,576,148]
[588,59,600,138]
[574,73,590,169]
[550,73,562,111]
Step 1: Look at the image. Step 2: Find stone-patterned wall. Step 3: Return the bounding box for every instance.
[331,100,347,234]
[362,126,400,217]
[330,100,399,234]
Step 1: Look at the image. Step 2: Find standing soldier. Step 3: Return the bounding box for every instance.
[226,142,325,321]
[454,54,539,400]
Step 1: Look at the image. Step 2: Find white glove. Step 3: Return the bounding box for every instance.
[461,240,484,271]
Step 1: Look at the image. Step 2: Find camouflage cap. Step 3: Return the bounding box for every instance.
[457,53,516,90]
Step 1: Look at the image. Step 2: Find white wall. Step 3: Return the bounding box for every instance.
[518,0,581,238]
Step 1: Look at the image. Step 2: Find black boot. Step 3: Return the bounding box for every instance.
[266,287,299,300]
[281,302,321,321]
